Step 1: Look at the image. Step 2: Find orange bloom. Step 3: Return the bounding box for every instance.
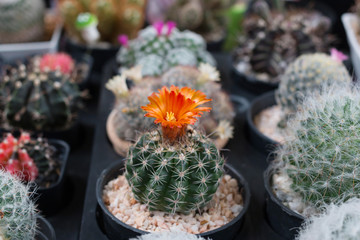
[141,86,212,143]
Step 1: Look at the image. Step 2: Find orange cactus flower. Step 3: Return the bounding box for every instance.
[141,86,212,143]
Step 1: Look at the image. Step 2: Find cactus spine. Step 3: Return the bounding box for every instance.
[125,86,224,213]
[0,170,37,240]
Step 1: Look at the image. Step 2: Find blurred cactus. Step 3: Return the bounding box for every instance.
[39,53,75,75]
[0,0,45,44]
[59,0,147,44]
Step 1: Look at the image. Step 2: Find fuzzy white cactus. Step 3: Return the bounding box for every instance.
[296,198,360,240]
[130,231,210,240]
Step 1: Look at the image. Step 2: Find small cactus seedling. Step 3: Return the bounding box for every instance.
[296,198,360,240]
[276,52,351,127]
[0,56,83,131]
[117,21,215,77]
[274,85,360,209]
[0,170,37,240]
[39,53,75,75]
[125,86,224,213]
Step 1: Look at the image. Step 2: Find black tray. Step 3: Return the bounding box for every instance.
[79,54,286,239]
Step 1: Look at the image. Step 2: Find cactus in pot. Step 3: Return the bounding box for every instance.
[125,86,225,213]
[117,21,216,77]
[233,0,332,83]
[0,56,84,131]
[272,84,360,213]
[0,0,45,44]
[0,170,37,240]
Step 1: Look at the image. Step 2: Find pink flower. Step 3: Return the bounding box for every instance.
[118,35,129,47]
[153,21,165,36]
[330,48,348,62]
[166,21,176,36]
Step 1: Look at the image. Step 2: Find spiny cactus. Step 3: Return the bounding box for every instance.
[131,231,209,240]
[59,0,147,44]
[117,21,216,77]
[39,53,75,75]
[296,198,360,240]
[233,1,332,83]
[0,0,45,44]
[0,170,37,240]
[275,52,351,127]
[274,85,360,209]
[125,86,224,213]
[0,56,83,131]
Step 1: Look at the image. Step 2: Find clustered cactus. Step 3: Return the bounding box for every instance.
[125,86,224,213]
[117,21,216,77]
[0,170,37,240]
[0,56,83,131]
[274,85,360,209]
[0,132,59,186]
[275,52,351,127]
[296,198,360,240]
[233,0,332,83]
[59,0,147,44]
[0,0,45,44]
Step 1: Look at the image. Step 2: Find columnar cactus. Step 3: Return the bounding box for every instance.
[0,170,37,240]
[296,199,360,240]
[117,21,216,77]
[274,85,360,209]
[233,0,332,83]
[0,0,45,44]
[0,57,83,131]
[125,86,224,213]
[59,0,147,44]
[276,52,351,117]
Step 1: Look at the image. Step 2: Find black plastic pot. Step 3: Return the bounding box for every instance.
[263,167,304,240]
[96,161,250,240]
[35,216,56,240]
[207,36,225,52]
[246,91,280,155]
[230,94,250,127]
[34,139,70,216]
[64,36,119,74]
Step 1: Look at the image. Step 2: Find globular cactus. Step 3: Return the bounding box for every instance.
[276,52,351,126]
[233,1,332,83]
[39,53,75,75]
[0,57,83,131]
[0,0,45,44]
[274,85,360,209]
[131,231,209,240]
[296,198,360,240]
[59,0,147,44]
[0,170,37,240]
[125,86,224,213]
[117,21,216,77]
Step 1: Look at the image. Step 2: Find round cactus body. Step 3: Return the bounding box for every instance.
[0,0,45,44]
[126,129,224,213]
[0,58,83,131]
[277,86,360,208]
[276,53,351,116]
[0,170,37,240]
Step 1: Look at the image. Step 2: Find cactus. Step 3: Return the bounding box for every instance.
[0,0,45,44]
[125,86,224,213]
[39,53,75,75]
[131,231,209,240]
[0,132,59,186]
[117,21,216,77]
[0,56,84,131]
[0,170,37,240]
[274,85,360,209]
[296,198,360,240]
[59,0,147,44]
[233,1,332,83]
[275,53,351,127]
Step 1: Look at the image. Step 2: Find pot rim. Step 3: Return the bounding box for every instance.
[96,160,251,237]
[36,215,56,240]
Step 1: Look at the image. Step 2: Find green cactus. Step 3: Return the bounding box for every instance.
[126,129,224,213]
[117,22,216,77]
[276,53,351,127]
[275,85,360,209]
[0,57,83,131]
[0,170,37,240]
